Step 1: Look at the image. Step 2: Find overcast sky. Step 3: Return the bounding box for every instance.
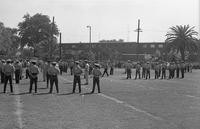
[0,0,199,43]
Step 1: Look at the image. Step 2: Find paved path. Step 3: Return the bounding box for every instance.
[0,69,200,129]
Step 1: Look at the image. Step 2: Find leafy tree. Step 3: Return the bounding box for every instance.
[0,22,20,56]
[18,13,59,57]
[165,25,198,61]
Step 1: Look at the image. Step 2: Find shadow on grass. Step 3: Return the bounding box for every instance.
[33,92,51,95]
[57,92,76,95]
[80,92,98,96]
[9,92,30,95]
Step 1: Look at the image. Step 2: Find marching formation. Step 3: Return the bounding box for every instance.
[0,58,193,94]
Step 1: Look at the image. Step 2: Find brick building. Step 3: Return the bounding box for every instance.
[61,42,165,61]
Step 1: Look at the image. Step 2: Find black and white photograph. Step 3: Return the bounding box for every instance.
[0,0,199,128]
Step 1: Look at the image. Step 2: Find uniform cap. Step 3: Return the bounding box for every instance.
[94,63,100,68]
[31,60,37,63]
[75,61,80,64]
[6,59,11,63]
[52,62,57,65]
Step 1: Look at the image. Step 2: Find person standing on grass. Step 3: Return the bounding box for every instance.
[48,62,60,94]
[135,62,141,79]
[91,63,102,93]
[126,60,132,79]
[28,60,39,93]
[72,61,83,93]
[14,60,22,84]
[84,60,89,85]
[102,62,109,77]
[3,59,14,93]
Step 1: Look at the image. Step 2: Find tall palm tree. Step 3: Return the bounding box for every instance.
[165,25,198,61]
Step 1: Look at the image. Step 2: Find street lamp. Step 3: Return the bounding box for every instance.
[86,25,91,43]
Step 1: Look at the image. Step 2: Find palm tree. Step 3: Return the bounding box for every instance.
[165,25,198,61]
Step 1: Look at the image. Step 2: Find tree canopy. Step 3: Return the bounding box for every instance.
[165,25,198,61]
[0,22,19,56]
[18,13,59,57]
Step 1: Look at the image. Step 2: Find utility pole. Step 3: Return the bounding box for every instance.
[49,16,54,59]
[59,32,62,60]
[135,19,142,61]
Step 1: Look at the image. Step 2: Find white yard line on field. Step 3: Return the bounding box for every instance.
[59,76,163,121]
[14,84,24,129]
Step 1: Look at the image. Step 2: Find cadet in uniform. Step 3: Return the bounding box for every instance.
[45,61,51,88]
[176,62,180,78]
[109,62,114,75]
[72,61,83,93]
[142,62,146,79]
[154,62,159,79]
[3,59,14,93]
[14,60,22,84]
[161,62,167,79]
[180,61,185,78]
[146,62,151,79]
[126,60,132,79]
[84,60,89,85]
[102,62,109,77]
[48,62,60,93]
[135,62,141,79]
[29,60,39,93]
[91,63,102,93]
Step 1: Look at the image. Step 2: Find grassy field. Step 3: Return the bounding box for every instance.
[0,68,200,129]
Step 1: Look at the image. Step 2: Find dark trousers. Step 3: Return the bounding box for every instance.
[91,77,100,93]
[161,70,166,79]
[176,69,179,78]
[181,68,184,78]
[127,69,131,79]
[142,69,146,78]
[29,77,38,93]
[135,70,140,79]
[73,75,81,93]
[1,71,5,83]
[46,73,50,88]
[155,70,159,79]
[59,67,63,75]
[26,69,29,79]
[146,70,150,79]
[49,75,59,93]
[102,68,109,77]
[70,67,73,75]
[110,67,114,75]
[15,69,20,84]
[4,75,13,93]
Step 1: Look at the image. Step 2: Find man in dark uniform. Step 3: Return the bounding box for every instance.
[135,62,141,79]
[102,62,109,77]
[48,62,60,93]
[45,61,51,88]
[154,62,159,79]
[142,62,146,79]
[72,61,83,93]
[180,61,185,78]
[14,60,22,84]
[161,62,167,79]
[91,63,102,93]
[3,59,14,93]
[146,62,151,79]
[29,60,39,93]
[126,60,132,79]
[176,62,180,78]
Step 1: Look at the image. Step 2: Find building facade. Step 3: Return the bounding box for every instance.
[61,42,165,61]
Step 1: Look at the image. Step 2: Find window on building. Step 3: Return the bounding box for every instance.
[143,44,147,48]
[150,44,155,48]
[158,44,163,48]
